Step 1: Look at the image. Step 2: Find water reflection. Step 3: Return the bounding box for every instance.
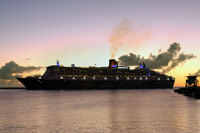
[108,90,200,133]
[0,89,200,132]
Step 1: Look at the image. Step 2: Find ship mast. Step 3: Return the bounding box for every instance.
[57,59,60,66]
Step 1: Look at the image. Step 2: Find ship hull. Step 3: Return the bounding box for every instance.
[17,78,174,90]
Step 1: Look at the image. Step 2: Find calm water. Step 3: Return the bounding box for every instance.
[0,89,200,133]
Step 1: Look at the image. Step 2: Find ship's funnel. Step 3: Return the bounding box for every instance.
[109,59,118,68]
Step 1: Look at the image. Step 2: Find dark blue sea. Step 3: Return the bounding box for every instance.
[0,89,200,133]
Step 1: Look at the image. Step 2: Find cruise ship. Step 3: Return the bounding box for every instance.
[17,59,175,90]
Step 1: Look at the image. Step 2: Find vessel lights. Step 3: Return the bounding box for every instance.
[112,65,117,68]
[134,77,137,80]
[57,60,60,66]
[93,77,95,80]
[38,77,41,79]
[116,76,119,80]
[140,63,143,69]
[83,76,86,80]
[127,77,130,80]
[167,78,169,80]
[104,77,107,80]
[72,77,75,80]
[60,76,63,79]
[140,77,142,80]
[158,78,160,80]
[145,77,148,80]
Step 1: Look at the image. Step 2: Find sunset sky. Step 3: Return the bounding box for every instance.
[0,0,200,87]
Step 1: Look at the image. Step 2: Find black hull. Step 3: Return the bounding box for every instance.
[17,78,174,90]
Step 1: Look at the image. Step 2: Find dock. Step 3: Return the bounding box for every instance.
[174,76,200,99]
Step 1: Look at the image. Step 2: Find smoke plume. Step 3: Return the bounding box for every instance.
[0,61,42,87]
[109,19,150,58]
[118,42,196,73]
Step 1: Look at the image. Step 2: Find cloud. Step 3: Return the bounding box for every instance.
[118,42,196,73]
[0,79,21,87]
[0,61,42,87]
[167,42,181,55]
[192,69,200,76]
[109,19,150,58]
[162,53,195,73]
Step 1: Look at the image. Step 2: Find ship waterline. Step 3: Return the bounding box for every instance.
[17,59,175,90]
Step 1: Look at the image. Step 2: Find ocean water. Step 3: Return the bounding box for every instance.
[0,89,200,133]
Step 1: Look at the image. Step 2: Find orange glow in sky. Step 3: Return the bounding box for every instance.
[1,0,200,87]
